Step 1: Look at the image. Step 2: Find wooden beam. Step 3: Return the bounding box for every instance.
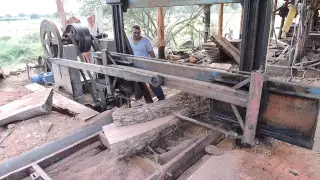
[242,72,264,145]
[32,164,52,180]
[25,83,99,121]
[218,4,224,36]
[147,126,225,180]
[157,7,165,59]
[55,0,67,30]
[102,115,179,158]
[0,88,53,126]
[211,35,240,64]
[239,7,244,38]
[203,5,211,42]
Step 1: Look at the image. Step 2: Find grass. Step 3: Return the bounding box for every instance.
[0,32,42,66]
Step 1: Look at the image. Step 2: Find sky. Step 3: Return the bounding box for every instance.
[0,0,80,16]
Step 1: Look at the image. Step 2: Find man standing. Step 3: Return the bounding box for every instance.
[129,25,165,101]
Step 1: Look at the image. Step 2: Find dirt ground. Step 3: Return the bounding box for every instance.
[0,111,91,162]
[0,70,97,162]
[210,139,320,180]
[0,71,30,106]
[2,66,320,180]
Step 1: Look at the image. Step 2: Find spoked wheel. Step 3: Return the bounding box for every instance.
[40,20,63,58]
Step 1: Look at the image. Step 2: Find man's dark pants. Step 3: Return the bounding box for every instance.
[134,83,165,102]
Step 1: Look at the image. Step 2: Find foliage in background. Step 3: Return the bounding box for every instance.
[77,0,241,48]
[0,32,42,65]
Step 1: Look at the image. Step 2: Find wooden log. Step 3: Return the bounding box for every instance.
[102,115,179,158]
[0,88,53,126]
[210,35,240,64]
[25,83,99,121]
[147,125,225,180]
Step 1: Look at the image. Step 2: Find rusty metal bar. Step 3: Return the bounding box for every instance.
[242,72,264,145]
[231,104,244,130]
[174,113,239,138]
[105,0,243,8]
[232,78,250,89]
[50,58,249,107]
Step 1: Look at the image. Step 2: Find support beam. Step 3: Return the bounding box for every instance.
[242,72,264,145]
[240,0,272,71]
[107,0,244,8]
[55,0,67,30]
[218,4,224,36]
[203,5,211,42]
[50,58,249,107]
[239,7,244,38]
[157,7,165,59]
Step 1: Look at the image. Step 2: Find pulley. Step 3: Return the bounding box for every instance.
[63,24,92,53]
[40,20,63,58]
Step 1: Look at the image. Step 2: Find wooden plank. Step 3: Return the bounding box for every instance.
[45,141,102,172]
[147,126,225,180]
[32,164,52,180]
[25,83,99,121]
[130,156,160,174]
[242,72,264,145]
[210,34,240,64]
[103,115,179,158]
[0,88,53,126]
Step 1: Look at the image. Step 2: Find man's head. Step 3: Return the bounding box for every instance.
[132,25,141,40]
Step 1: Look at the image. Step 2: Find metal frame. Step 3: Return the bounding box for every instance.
[105,0,243,8]
[51,48,320,148]
[240,0,273,71]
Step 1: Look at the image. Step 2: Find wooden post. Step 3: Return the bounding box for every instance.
[218,4,224,36]
[55,0,67,30]
[203,5,211,42]
[239,7,244,38]
[157,7,165,59]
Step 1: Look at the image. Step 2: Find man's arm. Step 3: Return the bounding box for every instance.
[146,38,156,58]
[149,51,156,58]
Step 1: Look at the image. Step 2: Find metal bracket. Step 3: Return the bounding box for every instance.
[232,78,250,89]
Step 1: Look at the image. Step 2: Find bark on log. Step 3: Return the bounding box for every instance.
[103,115,179,158]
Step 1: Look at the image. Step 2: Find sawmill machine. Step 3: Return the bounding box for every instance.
[40,0,320,150]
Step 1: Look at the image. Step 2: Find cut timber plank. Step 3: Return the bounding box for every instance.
[147,125,225,180]
[130,156,160,174]
[0,88,53,126]
[187,152,238,180]
[25,83,99,121]
[211,35,240,64]
[103,115,179,158]
[32,164,52,180]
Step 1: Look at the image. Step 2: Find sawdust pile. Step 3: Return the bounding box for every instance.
[0,112,88,162]
[112,91,210,126]
[53,150,150,180]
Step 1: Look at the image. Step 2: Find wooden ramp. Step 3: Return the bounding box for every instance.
[25,83,99,121]
[0,88,53,126]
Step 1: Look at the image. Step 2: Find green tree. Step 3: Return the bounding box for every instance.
[5,14,12,18]
[30,13,40,19]
[18,13,26,17]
